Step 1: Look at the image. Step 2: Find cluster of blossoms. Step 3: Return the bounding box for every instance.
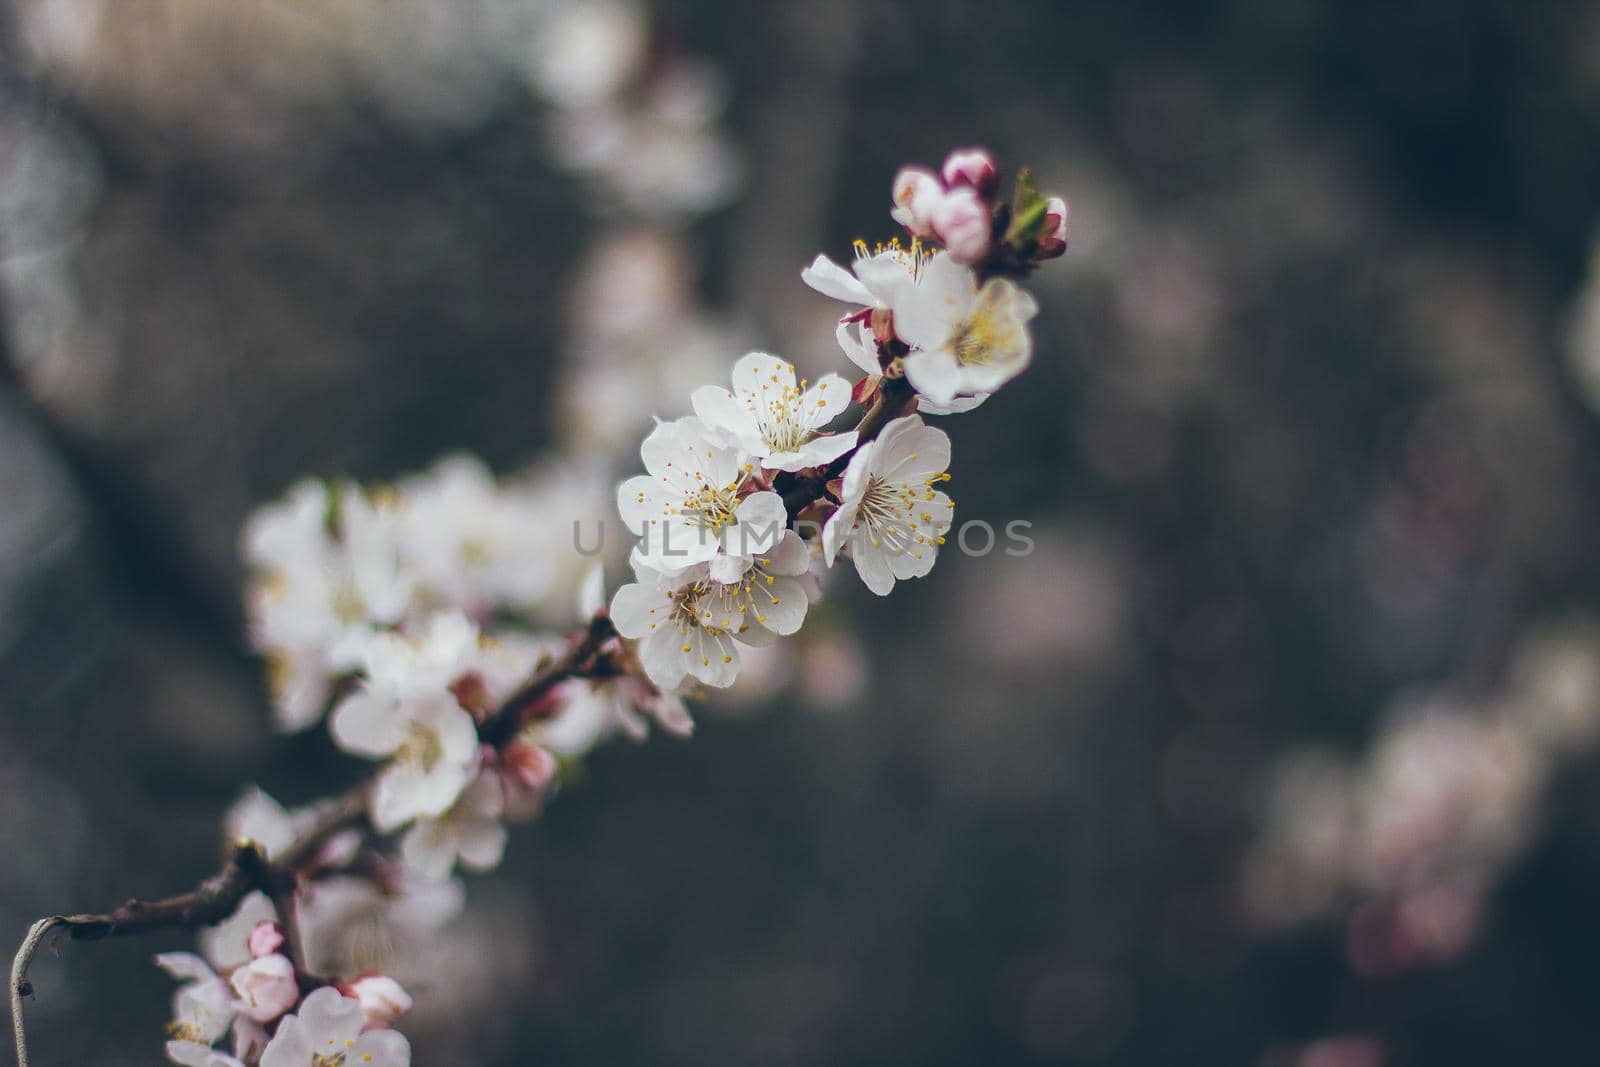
[1241,618,1600,975]
[135,148,1069,1065]
[529,0,740,217]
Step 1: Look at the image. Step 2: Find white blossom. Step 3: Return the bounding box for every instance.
[297,873,464,981]
[243,482,414,732]
[691,352,857,472]
[823,415,955,595]
[610,531,812,689]
[155,952,234,1052]
[329,615,484,832]
[800,239,930,313]
[617,417,784,574]
[395,455,554,614]
[260,988,410,1067]
[399,769,508,880]
[229,953,299,1024]
[893,253,1038,404]
[199,891,278,974]
[346,975,413,1032]
[890,166,943,238]
[223,787,296,861]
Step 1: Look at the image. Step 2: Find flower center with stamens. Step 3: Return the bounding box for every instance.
[396,722,444,773]
[854,472,948,556]
[678,483,739,532]
[751,382,811,453]
[853,236,931,282]
[949,281,1020,367]
[331,577,368,624]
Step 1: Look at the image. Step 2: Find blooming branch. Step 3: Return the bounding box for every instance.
[10,145,1070,1067]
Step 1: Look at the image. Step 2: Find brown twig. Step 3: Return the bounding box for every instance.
[8,623,614,1065]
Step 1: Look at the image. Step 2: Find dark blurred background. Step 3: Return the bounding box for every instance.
[7,1,1600,1064]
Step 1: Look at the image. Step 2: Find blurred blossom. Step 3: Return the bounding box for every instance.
[794,628,869,712]
[0,110,106,407]
[525,0,648,108]
[1241,617,1600,969]
[1261,1036,1386,1067]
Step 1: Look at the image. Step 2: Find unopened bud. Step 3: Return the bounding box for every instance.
[346,974,414,1031]
[1035,196,1069,259]
[932,187,993,266]
[247,921,285,959]
[230,953,299,1023]
[941,147,998,198]
[889,166,943,239]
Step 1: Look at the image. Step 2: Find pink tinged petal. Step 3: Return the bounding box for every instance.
[852,543,898,596]
[901,348,964,404]
[352,1027,412,1067]
[230,954,299,1023]
[329,691,406,759]
[801,254,874,305]
[931,186,993,265]
[201,892,278,972]
[348,976,413,1031]
[890,165,944,237]
[941,148,998,196]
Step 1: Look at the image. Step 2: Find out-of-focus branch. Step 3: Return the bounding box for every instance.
[8,615,617,1064]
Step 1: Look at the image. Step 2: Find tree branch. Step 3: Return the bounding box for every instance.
[8,617,616,1063]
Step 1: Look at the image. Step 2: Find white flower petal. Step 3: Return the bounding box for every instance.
[801,254,874,305]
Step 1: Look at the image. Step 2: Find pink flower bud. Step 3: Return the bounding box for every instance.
[941,147,998,198]
[346,974,414,1031]
[247,921,285,959]
[1036,196,1070,258]
[229,953,299,1023]
[932,187,992,266]
[500,738,559,794]
[889,166,943,238]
